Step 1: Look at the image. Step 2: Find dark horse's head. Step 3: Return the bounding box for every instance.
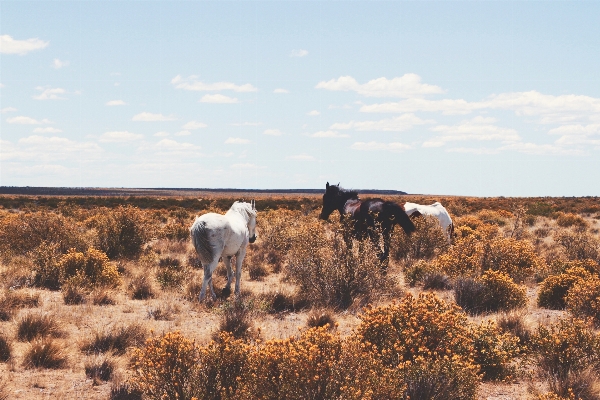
[320,182,341,220]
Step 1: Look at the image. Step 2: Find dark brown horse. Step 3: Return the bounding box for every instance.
[319,182,415,271]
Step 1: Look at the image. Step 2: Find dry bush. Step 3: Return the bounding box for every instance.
[481,237,544,282]
[91,289,117,305]
[566,277,600,326]
[22,339,68,369]
[0,211,88,260]
[85,356,116,383]
[30,242,62,290]
[391,215,449,261]
[532,318,600,399]
[538,267,592,310]
[455,270,526,315]
[17,313,64,342]
[155,256,187,289]
[470,320,521,381]
[422,272,452,291]
[82,324,147,355]
[0,333,11,362]
[497,312,532,348]
[555,228,600,262]
[86,206,147,259]
[248,261,269,281]
[256,291,309,314]
[0,290,39,321]
[252,209,303,272]
[214,299,254,340]
[109,382,143,400]
[128,274,155,300]
[403,260,436,287]
[306,309,336,330]
[146,302,179,321]
[61,280,87,305]
[477,209,512,226]
[286,220,393,309]
[434,235,483,277]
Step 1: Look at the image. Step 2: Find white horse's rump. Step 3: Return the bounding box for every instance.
[190,201,257,301]
[404,201,453,241]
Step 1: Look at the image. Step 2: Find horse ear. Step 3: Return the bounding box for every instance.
[326,182,329,189]
[337,182,340,187]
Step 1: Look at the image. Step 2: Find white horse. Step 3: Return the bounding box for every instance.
[190,201,257,301]
[404,201,454,242]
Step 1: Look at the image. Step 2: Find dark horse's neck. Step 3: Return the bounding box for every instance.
[337,189,359,214]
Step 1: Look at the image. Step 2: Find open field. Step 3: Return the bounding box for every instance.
[1,192,600,399]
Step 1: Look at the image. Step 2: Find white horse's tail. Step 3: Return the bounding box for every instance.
[190,219,214,263]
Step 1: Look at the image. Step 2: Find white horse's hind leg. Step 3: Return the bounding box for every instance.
[199,258,219,301]
[234,248,247,296]
[224,256,234,292]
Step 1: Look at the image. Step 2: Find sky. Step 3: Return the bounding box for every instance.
[1,1,600,197]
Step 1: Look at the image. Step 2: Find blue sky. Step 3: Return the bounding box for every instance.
[1,1,600,196]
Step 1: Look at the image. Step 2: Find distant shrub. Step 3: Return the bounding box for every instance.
[556,212,588,228]
[403,260,436,287]
[477,209,511,226]
[87,206,147,259]
[566,277,600,326]
[0,211,87,259]
[422,272,453,291]
[555,229,600,262]
[528,202,555,217]
[22,339,68,369]
[538,267,592,310]
[155,256,187,289]
[129,274,155,300]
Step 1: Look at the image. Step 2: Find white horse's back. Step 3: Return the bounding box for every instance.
[404,201,453,241]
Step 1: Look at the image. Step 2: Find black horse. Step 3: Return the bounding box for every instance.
[319,182,416,270]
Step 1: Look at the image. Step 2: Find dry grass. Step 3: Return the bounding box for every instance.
[16,313,64,342]
[81,324,147,355]
[22,339,68,369]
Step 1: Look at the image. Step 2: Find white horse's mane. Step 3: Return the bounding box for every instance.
[229,201,257,222]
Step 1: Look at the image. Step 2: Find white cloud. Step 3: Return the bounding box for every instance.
[52,58,69,69]
[307,110,320,116]
[33,127,62,134]
[428,116,520,143]
[555,135,600,146]
[138,139,203,158]
[361,98,476,115]
[33,87,67,100]
[547,124,600,136]
[290,49,308,58]
[99,131,143,143]
[132,112,177,122]
[0,35,49,55]
[1,107,17,113]
[1,135,102,162]
[171,75,257,92]
[225,137,250,144]
[499,141,584,156]
[263,129,283,136]
[310,130,350,138]
[154,131,170,137]
[287,154,315,161]
[446,147,500,155]
[182,121,207,130]
[230,163,265,169]
[200,94,239,104]
[232,122,262,126]
[351,141,411,152]
[6,116,52,125]
[316,74,444,98]
[175,130,192,136]
[331,113,432,132]
[274,88,289,94]
[106,100,126,106]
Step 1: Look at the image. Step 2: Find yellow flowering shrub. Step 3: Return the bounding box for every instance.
[556,212,587,228]
[538,267,592,310]
[86,206,147,259]
[239,326,342,400]
[58,247,121,288]
[391,215,449,261]
[434,235,482,277]
[565,277,600,326]
[470,320,521,381]
[481,237,544,282]
[479,270,527,312]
